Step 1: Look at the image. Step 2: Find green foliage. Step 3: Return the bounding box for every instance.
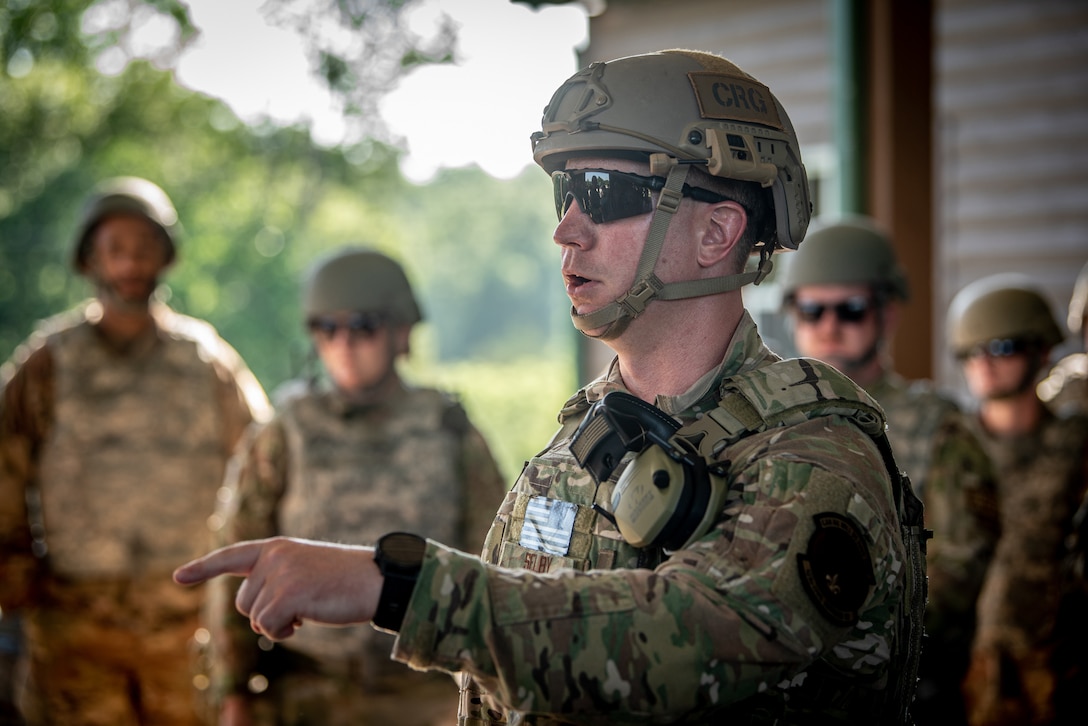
[0,0,580,487]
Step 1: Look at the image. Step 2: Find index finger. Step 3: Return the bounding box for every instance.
[173,540,267,586]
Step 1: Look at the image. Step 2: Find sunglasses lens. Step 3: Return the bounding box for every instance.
[795,298,872,325]
[960,338,1029,360]
[552,170,656,224]
[837,298,871,323]
[795,302,825,324]
[307,313,384,340]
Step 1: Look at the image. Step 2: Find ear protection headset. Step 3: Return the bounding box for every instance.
[569,391,727,551]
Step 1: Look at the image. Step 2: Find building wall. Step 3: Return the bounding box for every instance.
[934,0,1088,389]
[571,0,1088,391]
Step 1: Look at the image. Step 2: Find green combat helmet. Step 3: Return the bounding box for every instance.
[1067,260,1088,337]
[73,176,180,272]
[530,49,811,338]
[947,274,1064,358]
[302,247,422,325]
[779,216,910,303]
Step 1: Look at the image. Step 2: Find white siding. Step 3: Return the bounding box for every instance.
[935,0,1088,386]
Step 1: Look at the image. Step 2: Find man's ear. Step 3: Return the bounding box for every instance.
[697,201,747,268]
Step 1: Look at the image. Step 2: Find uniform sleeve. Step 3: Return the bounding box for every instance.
[204,417,289,702]
[391,435,904,721]
[456,420,509,554]
[208,354,272,459]
[0,346,53,610]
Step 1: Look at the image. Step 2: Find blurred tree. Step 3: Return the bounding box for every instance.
[264,0,457,143]
[0,0,572,480]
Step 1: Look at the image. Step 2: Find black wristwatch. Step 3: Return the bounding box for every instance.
[372,531,427,632]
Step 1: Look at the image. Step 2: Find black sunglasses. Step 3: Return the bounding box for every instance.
[551,169,730,224]
[307,312,386,340]
[957,338,1033,361]
[793,297,874,325]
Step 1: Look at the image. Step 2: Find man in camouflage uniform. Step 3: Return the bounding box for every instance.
[948,276,1088,726]
[176,50,927,724]
[1038,260,1088,417]
[206,248,506,726]
[0,177,271,726]
[780,216,1000,724]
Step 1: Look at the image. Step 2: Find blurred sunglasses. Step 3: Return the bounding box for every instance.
[793,297,873,325]
[307,312,385,340]
[551,169,730,224]
[957,338,1032,361]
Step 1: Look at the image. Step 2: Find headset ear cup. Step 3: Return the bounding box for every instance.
[611,448,727,551]
[674,471,727,551]
[611,448,691,549]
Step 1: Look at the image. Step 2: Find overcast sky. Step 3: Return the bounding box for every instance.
[173,0,589,181]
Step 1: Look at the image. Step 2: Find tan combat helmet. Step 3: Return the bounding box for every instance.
[1068,260,1088,336]
[947,274,1064,358]
[302,247,422,325]
[531,49,811,338]
[779,216,910,303]
[73,176,180,272]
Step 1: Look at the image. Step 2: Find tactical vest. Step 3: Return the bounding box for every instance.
[36,314,228,580]
[275,385,469,669]
[464,357,926,725]
[871,376,960,500]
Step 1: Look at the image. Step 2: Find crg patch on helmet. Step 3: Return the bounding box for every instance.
[688,71,783,130]
[797,512,875,626]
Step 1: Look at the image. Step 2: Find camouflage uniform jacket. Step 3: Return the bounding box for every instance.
[964,407,1088,724]
[1039,352,1088,418]
[867,373,999,661]
[208,380,506,698]
[390,313,918,725]
[0,301,269,616]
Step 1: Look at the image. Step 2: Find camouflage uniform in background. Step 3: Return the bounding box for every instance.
[0,301,269,726]
[867,372,1001,718]
[1039,261,1088,418]
[962,410,1088,726]
[388,314,924,724]
[207,380,506,726]
[1038,353,1088,418]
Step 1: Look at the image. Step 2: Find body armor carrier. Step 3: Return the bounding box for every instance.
[275,385,469,672]
[678,360,928,725]
[36,311,227,580]
[461,358,927,725]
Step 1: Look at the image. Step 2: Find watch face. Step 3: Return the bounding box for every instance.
[380,532,427,568]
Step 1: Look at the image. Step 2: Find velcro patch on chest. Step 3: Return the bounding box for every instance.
[519,496,578,556]
[797,512,875,627]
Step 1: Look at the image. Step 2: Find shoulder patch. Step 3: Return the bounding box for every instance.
[797,512,875,626]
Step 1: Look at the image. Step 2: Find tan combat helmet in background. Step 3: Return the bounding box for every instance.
[72,176,180,273]
[302,247,422,326]
[779,216,910,304]
[947,275,1064,359]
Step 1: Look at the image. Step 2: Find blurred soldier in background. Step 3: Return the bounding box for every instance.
[780,216,999,724]
[205,247,506,726]
[0,177,271,726]
[948,276,1088,726]
[1039,260,1088,417]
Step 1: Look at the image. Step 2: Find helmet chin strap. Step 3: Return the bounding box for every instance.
[571,163,774,340]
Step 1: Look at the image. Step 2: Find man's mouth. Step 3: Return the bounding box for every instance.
[565,272,591,289]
